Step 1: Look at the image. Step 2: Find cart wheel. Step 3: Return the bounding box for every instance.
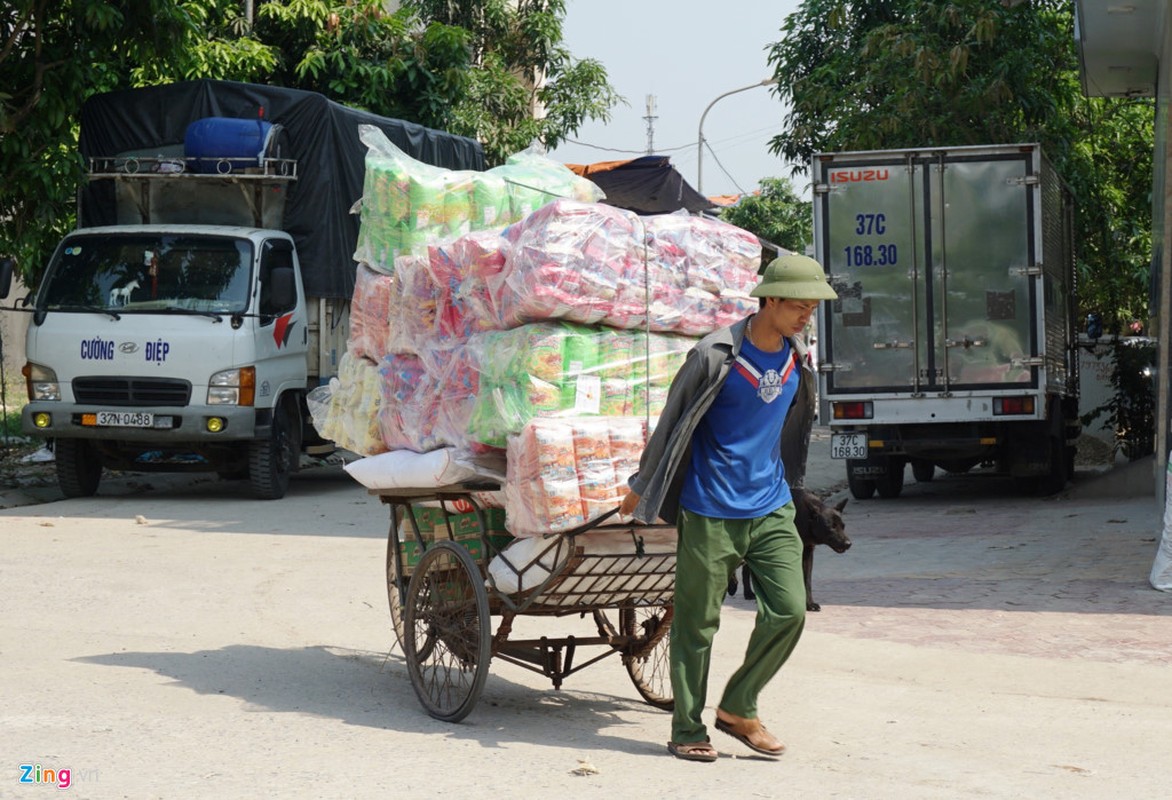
[384,535,406,651]
[621,605,674,710]
[403,541,491,722]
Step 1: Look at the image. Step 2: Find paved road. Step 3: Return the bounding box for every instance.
[2,434,1170,798]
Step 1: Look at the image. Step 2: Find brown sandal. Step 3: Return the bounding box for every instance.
[714,714,786,757]
[667,739,719,762]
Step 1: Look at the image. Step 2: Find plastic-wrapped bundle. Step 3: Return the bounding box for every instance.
[487,200,763,336]
[349,263,395,360]
[429,345,484,451]
[494,199,641,328]
[465,323,690,448]
[317,351,387,456]
[645,212,761,295]
[389,252,440,355]
[355,128,606,272]
[490,147,605,221]
[377,354,427,451]
[504,416,650,537]
[429,230,507,344]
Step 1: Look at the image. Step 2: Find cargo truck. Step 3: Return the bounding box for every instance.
[0,80,483,499]
[811,143,1080,498]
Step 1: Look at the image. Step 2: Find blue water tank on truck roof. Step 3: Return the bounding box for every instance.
[184,117,282,174]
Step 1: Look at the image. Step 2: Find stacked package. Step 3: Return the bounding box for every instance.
[354,125,603,272]
[319,134,765,543]
[494,199,761,334]
[310,351,387,456]
[505,416,648,536]
[464,323,690,449]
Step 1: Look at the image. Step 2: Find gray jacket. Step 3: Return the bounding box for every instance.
[626,315,816,525]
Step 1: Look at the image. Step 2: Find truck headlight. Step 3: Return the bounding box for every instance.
[22,362,60,401]
[208,367,256,406]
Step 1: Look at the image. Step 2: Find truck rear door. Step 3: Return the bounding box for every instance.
[814,147,1037,397]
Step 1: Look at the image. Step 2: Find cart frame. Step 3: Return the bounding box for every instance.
[376,484,675,722]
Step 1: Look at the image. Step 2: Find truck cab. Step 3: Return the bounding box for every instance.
[16,224,308,498]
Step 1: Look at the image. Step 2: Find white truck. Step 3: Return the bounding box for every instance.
[0,80,482,499]
[811,143,1080,498]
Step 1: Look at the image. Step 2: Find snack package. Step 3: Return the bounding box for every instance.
[315,351,387,456]
[504,416,650,536]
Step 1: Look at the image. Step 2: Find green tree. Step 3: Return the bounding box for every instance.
[1,0,619,286]
[718,177,811,255]
[0,1,203,285]
[767,0,1153,332]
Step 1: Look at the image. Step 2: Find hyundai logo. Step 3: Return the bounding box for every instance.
[119,342,139,354]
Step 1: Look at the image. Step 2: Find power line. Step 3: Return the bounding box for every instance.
[702,139,749,196]
[563,123,780,157]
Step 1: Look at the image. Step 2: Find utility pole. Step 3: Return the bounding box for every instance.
[643,95,657,155]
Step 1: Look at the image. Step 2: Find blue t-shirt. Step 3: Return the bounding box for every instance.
[679,337,799,519]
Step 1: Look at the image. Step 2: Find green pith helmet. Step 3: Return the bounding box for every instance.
[750,254,838,301]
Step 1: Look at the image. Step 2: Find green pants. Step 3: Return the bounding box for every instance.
[670,504,806,744]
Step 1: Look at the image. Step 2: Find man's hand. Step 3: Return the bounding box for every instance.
[619,489,640,517]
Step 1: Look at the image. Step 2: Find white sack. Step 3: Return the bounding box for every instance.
[344,447,478,490]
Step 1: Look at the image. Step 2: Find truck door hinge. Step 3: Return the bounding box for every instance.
[818,362,852,373]
[813,183,835,196]
[1009,265,1043,277]
[1009,174,1040,186]
[1011,356,1045,368]
[944,337,988,349]
[872,340,913,350]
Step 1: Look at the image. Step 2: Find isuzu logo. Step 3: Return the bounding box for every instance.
[119,342,139,354]
[830,168,890,183]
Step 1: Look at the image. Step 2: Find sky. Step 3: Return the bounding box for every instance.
[548,0,805,201]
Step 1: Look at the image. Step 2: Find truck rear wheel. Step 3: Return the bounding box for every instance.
[56,439,102,498]
[249,399,301,500]
[847,466,876,500]
[911,460,935,483]
[876,461,905,499]
[1033,435,1069,496]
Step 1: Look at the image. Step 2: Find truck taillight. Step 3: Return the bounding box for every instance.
[993,396,1035,415]
[208,367,256,406]
[832,401,872,420]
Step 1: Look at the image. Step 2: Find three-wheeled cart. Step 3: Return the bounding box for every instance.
[376,484,675,722]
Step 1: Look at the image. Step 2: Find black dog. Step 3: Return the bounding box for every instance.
[727,488,851,611]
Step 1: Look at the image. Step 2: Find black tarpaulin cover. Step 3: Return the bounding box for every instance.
[565,156,714,215]
[79,79,485,299]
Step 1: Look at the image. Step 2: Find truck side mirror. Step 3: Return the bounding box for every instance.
[268,265,296,311]
[0,258,12,300]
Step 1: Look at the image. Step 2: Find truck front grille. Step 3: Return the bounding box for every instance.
[73,377,192,407]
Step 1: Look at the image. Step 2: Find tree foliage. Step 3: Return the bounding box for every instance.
[768,0,1153,332]
[0,0,619,286]
[1,1,201,286]
[718,177,812,256]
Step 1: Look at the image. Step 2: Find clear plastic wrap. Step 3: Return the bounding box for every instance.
[488,145,605,220]
[314,351,387,456]
[354,127,603,271]
[348,263,396,360]
[464,323,689,449]
[487,199,760,335]
[503,416,649,537]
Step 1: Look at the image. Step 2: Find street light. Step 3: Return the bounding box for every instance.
[696,77,778,196]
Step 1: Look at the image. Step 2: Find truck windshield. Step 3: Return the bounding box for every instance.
[40,234,253,314]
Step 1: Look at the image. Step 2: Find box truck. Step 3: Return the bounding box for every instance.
[811,143,1080,498]
[0,80,483,499]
